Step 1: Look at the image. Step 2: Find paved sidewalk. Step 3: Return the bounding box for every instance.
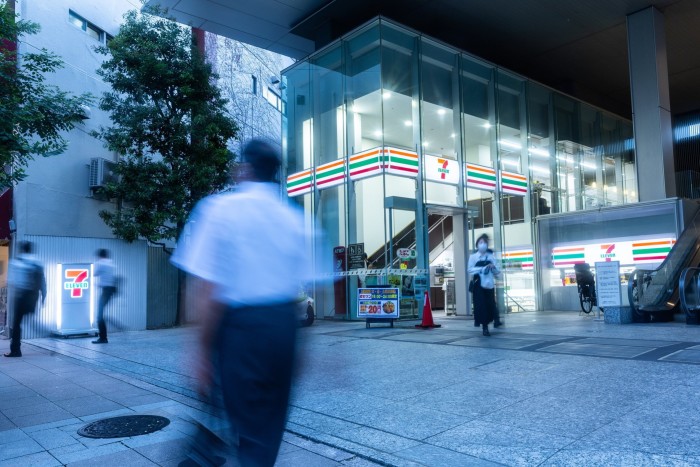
[0,338,377,466]
[4,310,700,465]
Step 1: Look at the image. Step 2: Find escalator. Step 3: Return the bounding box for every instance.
[629,206,700,322]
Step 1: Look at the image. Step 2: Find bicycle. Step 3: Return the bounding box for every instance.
[574,263,597,314]
[577,281,597,314]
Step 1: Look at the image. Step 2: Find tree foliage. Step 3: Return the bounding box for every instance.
[0,2,91,188]
[94,7,239,243]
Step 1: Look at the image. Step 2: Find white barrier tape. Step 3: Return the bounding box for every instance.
[323,269,429,278]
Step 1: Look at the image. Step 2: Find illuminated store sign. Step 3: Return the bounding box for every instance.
[424,154,459,185]
[56,263,96,336]
[552,238,676,268]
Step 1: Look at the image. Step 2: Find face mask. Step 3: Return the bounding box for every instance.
[477,243,487,253]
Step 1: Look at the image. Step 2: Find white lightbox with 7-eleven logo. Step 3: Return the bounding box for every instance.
[551,237,676,268]
[55,263,98,337]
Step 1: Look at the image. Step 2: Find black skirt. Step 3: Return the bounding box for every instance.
[472,284,496,327]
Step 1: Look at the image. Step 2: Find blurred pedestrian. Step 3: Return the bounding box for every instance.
[172,139,312,466]
[5,241,46,357]
[93,248,117,344]
[468,233,501,336]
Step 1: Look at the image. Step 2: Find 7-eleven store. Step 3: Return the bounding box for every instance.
[279,18,692,320]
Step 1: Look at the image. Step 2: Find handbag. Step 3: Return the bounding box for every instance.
[468,274,480,292]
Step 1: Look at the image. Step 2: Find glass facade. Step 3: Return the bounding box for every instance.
[282,18,638,318]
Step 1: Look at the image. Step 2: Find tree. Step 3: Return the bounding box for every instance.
[0,1,91,188]
[93,7,239,245]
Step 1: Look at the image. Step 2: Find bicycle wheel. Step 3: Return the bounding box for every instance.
[580,292,593,314]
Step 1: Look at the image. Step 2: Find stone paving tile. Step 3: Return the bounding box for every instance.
[53,395,125,417]
[133,437,194,464]
[0,393,49,411]
[10,410,75,429]
[2,401,63,419]
[275,449,342,466]
[0,437,44,462]
[340,426,422,453]
[292,389,394,420]
[0,428,31,446]
[22,417,82,434]
[66,447,158,466]
[28,427,81,450]
[393,443,501,466]
[349,401,469,440]
[660,349,700,363]
[538,342,656,358]
[0,451,61,467]
[104,393,170,407]
[49,440,129,464]
[448,337,547,349]
[0,415,15,432]
[540,449,698,466]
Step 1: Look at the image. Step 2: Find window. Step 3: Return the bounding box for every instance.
[263,86,283,112]
[252,75,258,95]
[69,10,111,45]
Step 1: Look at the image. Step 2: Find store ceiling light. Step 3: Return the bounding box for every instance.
[482,122,491,129]
[529,147,549,157]
[404,120,412,126]
[374,130,382,137]
[580,161,597,169]
[437,109,446,115]
[530,166,550,175]
[382,91,392,99]
[499,139,521,150]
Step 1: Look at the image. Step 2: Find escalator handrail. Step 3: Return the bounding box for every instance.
[627,268,654,318]
[679,267,700,318]
[631,205,700,311]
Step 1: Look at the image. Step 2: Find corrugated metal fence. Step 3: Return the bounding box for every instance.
[14,236,149,339]
[147,246,178,329]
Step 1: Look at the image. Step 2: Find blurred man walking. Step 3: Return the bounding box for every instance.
[93,248,117,344]
[5,241,46,357]
[172,139,312,466]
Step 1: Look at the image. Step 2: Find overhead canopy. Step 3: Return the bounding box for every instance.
[145,0,700,118]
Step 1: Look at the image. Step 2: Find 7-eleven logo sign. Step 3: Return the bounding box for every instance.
[64,269,90,298]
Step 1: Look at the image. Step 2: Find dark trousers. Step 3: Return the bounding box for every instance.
[96,286,116,341]
[10,290,38,354]
[216,302,297,467]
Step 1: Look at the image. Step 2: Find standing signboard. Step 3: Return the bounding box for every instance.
[358,286,399,327]
[57,263,96,336]
[348,243,365,270]
[594,261,621,307]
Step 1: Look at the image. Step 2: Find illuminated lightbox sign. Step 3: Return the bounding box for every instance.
[57,263,95,335]
[424,154,459,185]
[552,238,676,268]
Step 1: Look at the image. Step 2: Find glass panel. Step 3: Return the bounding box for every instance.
[527,83,556,215]
[421,39,460,206]
[282,62,312,174]
[69,11,84,30]
[346,24,382,154]
[86,23,101,41]
[380,23,417,151]
[312,44,345,165]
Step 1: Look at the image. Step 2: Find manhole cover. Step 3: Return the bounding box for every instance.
[78,415,170,438]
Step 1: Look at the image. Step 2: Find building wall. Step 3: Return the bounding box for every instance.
[15,0,137,240]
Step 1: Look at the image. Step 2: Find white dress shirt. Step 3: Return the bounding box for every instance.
[468,250,501,290]
[171,182,312,307]
[94,258,117,288]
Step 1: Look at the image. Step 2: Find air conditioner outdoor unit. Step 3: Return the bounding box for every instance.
[89,157,118,189]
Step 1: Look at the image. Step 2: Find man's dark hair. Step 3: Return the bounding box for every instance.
[475,233,490,247]
[241,139,281,183]
[97,248,109,259]
[19,241,32,254]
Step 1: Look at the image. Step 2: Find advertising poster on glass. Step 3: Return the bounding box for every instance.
[358,287,400,319]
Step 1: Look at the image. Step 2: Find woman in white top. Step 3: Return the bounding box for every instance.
[468,233,501,336]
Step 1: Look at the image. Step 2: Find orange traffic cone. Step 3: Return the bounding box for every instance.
[416,291,442,329]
